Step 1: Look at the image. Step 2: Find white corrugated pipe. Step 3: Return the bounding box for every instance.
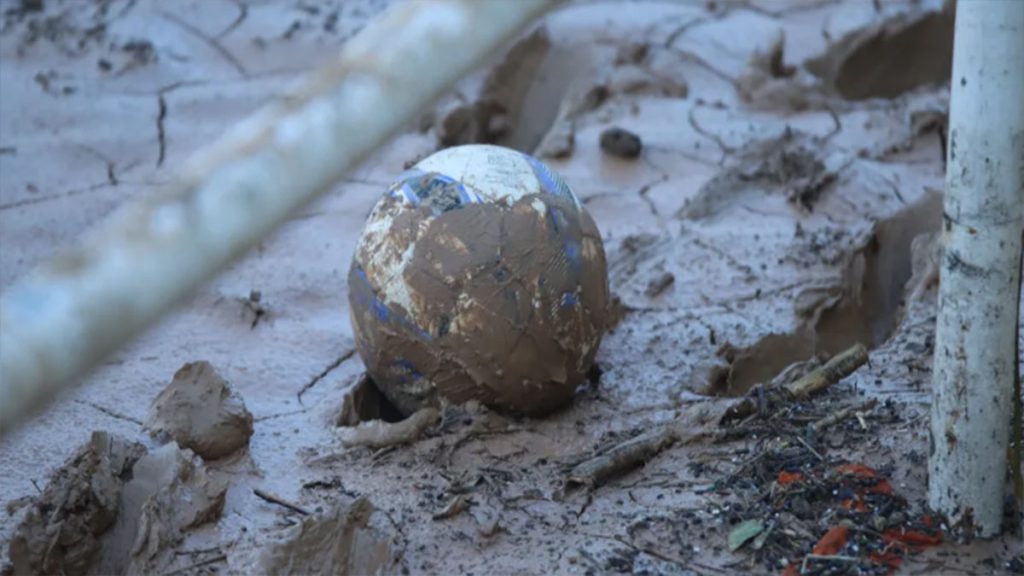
[0,0,559,435]
[928,0,1024,537]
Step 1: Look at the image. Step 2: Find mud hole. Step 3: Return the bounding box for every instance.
[335,374,404,427]
[2,1,1021,575]
[806,5,954,101]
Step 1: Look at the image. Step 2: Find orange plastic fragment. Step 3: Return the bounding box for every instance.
[883,529,942,548]
[778,471,804,485]
[866,479,894,495]
[811,525,850,555]
[841,498,869,512]
[835,463,878,477]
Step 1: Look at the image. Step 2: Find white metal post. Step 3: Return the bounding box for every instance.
[928,0,1024,537]
[0,0,559,434]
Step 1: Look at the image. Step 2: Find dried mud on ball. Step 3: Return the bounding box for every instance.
[348,145,608,417]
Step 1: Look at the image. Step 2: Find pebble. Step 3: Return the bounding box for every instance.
[599,127,642,159]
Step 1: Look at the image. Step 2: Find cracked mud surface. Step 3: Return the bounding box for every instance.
[1,0,1021,574]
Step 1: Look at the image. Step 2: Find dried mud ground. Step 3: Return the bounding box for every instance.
[1,0,1022,574]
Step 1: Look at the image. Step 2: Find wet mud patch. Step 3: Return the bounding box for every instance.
[812,191,943,356]
[708,192,942,397]
[678,129,848,219]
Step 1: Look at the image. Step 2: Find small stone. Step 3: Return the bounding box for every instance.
[599,127,642,159]
[144,361,254,460]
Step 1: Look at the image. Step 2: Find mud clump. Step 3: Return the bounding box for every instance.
[248,497,399,575]
[600,127,643,159]
[806,7,954,101]
[436,27,551,150]
[737,31,828,112]
[8,432,146,576]
[95,443,227,574]
[144,361,253,461]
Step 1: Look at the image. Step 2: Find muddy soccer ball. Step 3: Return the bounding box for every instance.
[348,144,608,416]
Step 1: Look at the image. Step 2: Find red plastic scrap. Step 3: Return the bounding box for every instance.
[883,528,943,549]
[865,478,894,495]
[777,471,804,485]
[841,497,869,512]
[772,463,943,575]
[835,463,878,477]
[834,462,894,498]
[811,525,850,556]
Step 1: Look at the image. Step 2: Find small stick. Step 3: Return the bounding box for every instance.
[432,494,471,520]
[786,344,868,399]
[567,424,706,488]
[567,428,676,488]
[810,399,878,434]
[162,554,228,576]
[253,488,311,516]
[804,553,860,563]
[795,435,825,462]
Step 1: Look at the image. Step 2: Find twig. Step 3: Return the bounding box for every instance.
[432,494,471,520]
[786,343,868,399]
[567,428,676,488]
[297,349,355,404]
[567,424,706,489]
[253,488,311,516]
[795,435,825,462]
[804,553,860,564]
[162,554,228,575]
[811,399,878,434]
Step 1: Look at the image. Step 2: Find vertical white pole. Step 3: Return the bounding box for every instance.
[929,0,1024,537]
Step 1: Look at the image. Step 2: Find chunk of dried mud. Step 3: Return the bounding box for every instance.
[805,7,954,101]
[437,27,550,149]
[248,497,399,575]
[535,43,687,159]
[679,129,847,220]
[534,118,575,159]
[8,432,146,576]
[96,443,227,575]
[737,30,828,112]
[144,361,253,460]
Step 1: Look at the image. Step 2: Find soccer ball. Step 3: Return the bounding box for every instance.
[348,145,608,416]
